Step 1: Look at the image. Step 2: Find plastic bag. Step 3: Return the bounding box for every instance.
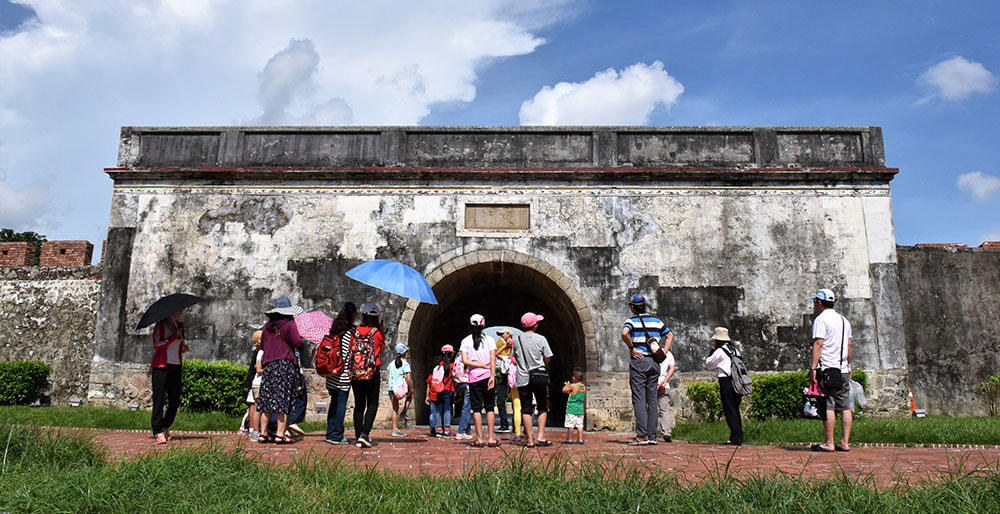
[849,379,867,407]
[803,380,826,420]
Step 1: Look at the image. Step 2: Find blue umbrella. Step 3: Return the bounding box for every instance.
[345,260,438,305]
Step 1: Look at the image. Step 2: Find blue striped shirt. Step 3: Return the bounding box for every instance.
[624,314,670,354]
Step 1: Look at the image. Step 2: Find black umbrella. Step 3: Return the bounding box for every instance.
[136,293,203,330]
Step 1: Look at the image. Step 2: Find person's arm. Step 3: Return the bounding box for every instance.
[621,325,644,359]
[705,348,725,371]
[461,350,476,368]
[809,337,824,383]
[561,382,574,394]
[847,338,853,365]
[664,363,676,383]
[661,331,674,354]
[488,349,496,388]
[152,323,181,349]
[286,321,303,349]
[255,352,264,374]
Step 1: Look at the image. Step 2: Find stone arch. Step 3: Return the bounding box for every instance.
[398,250,596,425]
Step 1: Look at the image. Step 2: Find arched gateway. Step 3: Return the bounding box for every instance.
[89,126,911,428]
[398,250,596,425]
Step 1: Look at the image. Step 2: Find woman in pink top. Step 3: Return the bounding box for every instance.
[460,314,498,447]
[150,310,188,444]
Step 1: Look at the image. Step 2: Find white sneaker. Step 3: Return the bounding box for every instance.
[455,432,474,440]
[358,435,374,448]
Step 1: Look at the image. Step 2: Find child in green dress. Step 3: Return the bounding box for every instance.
[561,367,586,444]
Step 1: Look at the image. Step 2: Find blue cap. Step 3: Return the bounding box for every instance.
[629,294,646,305]
[395,343,408,355]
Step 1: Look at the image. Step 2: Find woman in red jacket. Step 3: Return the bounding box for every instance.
[350,303,386,448]
[151,310,188,444]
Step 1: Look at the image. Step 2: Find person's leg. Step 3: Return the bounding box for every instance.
[259,412,271,438]
[629,359,648,439]
[162,365,182,431]
[249,403,259,433]
[657,390,672,440]
[290,379,307,426]
[535,382,549,442]
[495,378,509,430]
[150,367,167,435]
[276,412,288,439]
[441,391,453,435]
[485,386,496,443]
[362,376,380,438]
[351,381,365,440]
[840,409,853,448]
[719,377,743,445]
[644,362,659,441]
[429,398,441,434]
[577,425,585,443]
[469,380,484,443]
[512,388,522,436]
[459,386,472,434]
[390,395,400,432]
[518,386,534,445]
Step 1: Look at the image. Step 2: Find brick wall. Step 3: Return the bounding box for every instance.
[0,242,33,267]
[40,241,93,266]
[982,241,1000,249]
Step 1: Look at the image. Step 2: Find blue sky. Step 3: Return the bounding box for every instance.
[1,0,998,259]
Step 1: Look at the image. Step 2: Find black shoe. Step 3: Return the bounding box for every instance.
[663,435,672,443]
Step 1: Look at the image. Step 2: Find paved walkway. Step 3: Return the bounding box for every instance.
[77,428,1000,486]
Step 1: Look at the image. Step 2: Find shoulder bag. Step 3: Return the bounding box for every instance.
[517,335,549,385]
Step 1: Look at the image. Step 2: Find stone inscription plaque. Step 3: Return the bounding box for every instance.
[465,204,529,230]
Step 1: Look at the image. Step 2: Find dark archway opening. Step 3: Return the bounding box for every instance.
[408,260,585,428]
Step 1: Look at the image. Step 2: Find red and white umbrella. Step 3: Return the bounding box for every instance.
[294,310,333,343]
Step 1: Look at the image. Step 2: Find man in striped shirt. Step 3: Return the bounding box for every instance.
[621,294,673,445]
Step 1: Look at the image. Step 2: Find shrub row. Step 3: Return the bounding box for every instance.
[686,370,869,421]
[0,361,51,405]
[180,359,251,416]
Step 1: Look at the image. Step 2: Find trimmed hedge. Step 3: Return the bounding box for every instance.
[180,359,250,416]
[0,361,51,405]
[686,370,871,421]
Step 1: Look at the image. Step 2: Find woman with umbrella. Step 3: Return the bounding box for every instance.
[150,310,189,444]
[138,293,201,445]
[257,296,305,444]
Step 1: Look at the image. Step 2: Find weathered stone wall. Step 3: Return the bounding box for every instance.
[898,245,1000,415]
[89,126,909,428]
[0,266,101,403]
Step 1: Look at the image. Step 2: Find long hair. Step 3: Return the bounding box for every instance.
[328,302,357,336]
[395,350,405,369]
[472,327,482,351]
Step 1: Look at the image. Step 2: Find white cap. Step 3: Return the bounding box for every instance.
[810,288,836,302]
[469,314,485,326]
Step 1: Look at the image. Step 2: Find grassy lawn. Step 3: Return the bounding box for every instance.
[675,415,1000,446]
[0,406,327,433]
[1,426,998,513]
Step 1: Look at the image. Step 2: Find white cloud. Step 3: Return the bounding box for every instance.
[519,61,684,125]
[956,171,1000,202]
[0,169,52,230]
[918,56,997,102]
[0,0,572,241]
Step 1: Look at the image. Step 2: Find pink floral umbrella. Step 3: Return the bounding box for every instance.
[294,310,333,343]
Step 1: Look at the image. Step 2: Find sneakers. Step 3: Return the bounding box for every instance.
[663,435,672,443]
[326,437,350,445]
[357,435,374,448]
[510,435,524,442]
[442,429,454,438]
[391,430,406,437]
[646,439,657,445]
[163,428,172,441]
[155,433,168,444]
[249,430,260,443]
[429,430,439,438]
[455,432,474,441]
[495,427,511,434]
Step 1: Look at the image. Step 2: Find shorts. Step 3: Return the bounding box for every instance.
[517,382,548,415]
[821,372,852,412]
[469,378,496,413]
[564,413,583,428]
[246,387,260,404]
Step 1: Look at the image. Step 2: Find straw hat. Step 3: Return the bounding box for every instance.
[712,327,731,341]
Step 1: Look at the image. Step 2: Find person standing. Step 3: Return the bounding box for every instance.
[388,344,413,437]
[561,367,586,444]
[656,350,676,443]
[494,329,514,433]
[350,303,386,448]
[452,349,473,440]
[513,312,553,448]
[257,296,305,444]
[150,310,188,444]
[704,327,743,445]
[324,302,356,445]
[461,314,499,448]
[621,294,673,446]
[808,288,854,453]
[426,345,456,438]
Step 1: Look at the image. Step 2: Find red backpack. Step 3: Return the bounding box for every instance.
[349,327,378,381]
[314,333,346,377]
[428,364,446,394]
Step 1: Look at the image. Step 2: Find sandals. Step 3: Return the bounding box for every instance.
[535,440,553,447]
[810,444,834,453]
[486,440,501,448]
[470,442,486,448]
[835,444,851,452]
[274,435,295,445]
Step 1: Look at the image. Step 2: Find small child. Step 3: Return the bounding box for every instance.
[561,367,586,444]
[388,344,413,437]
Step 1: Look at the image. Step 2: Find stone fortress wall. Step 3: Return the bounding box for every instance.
[1,126,998,427]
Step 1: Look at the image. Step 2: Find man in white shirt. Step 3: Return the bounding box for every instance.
[808,288,854,453]
[656,351,676,442]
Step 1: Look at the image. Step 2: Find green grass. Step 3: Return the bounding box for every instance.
[0,406,328,433]
[675,415,1000,446]
[1,426,999,513]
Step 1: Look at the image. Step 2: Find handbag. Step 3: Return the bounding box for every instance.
[819,316,846,393]
[636,315,667,364]
[392,379,408,399]
[517,335,549,385]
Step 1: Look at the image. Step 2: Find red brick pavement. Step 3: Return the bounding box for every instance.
[70,428,1000,486]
